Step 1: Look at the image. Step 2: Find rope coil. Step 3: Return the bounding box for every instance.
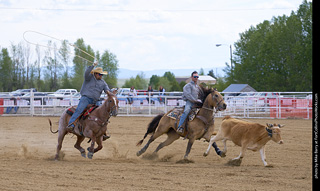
[23,30,97,64]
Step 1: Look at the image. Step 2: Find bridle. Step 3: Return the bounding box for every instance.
[106,96,119,117]
[202,93,224,112]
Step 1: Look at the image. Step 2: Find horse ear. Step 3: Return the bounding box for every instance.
[106,90,111,96]
[112,88,118,94]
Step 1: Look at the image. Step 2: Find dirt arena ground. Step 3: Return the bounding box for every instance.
[0,116,312,191]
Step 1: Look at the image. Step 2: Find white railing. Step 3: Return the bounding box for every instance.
[0,91,313,119]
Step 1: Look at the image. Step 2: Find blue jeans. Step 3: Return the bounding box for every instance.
[178,100,194,128]
[68,96,95,125]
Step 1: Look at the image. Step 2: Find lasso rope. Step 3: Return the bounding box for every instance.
[23,30,97,64]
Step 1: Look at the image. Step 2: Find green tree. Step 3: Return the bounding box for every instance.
[59,40,72,89]
[43,41,62,91]
[72,38,95,91]
[149,75,160,89]
[99,50,119,88]
[0,48,13,91]
[163,71,180,91]
[207,69,217,79]
[228,0,312,91]
[122,72,148,89]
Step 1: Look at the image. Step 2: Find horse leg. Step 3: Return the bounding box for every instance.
[87,132,96,159]
[74,135,86,158]
[154,129,180,153]
[211,142,224,157]
[55,129,67,160]
[137,134,155,156]
[137,125,167,156]
[184,138,195,159]
[93,136,103,153]
[203,133,224,157]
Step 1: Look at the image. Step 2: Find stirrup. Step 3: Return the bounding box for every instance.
[177,126,184,133]
[66,123,75,132]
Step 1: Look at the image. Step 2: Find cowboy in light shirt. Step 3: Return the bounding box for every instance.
[177,71,202,133]
[66,63,110,131]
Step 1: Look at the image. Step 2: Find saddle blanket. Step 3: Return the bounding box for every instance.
[66,105,98,119]
[167,108,200,121]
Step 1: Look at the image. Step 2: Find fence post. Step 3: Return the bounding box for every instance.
[30,89,34,116]
[278,93,281,118]
[148,92,151,116]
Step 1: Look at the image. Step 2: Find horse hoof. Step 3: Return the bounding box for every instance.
[136,151,142,156]
[81,152,86,158]
[203,152,208,157]
[87,152,94,159]
[220,152,226,158]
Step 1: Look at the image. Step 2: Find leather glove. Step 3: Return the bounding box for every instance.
[196,99,202,103]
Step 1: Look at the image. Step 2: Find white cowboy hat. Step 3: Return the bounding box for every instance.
[90,67,108,75]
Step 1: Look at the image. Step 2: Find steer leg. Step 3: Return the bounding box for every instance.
[259,146,268,166]
[228,144,247,166]
[74,135,86,158]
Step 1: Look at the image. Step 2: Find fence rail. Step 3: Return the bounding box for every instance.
[0,91,313,119]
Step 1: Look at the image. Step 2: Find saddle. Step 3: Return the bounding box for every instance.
[66,104,98,120]
[166,107,201,134]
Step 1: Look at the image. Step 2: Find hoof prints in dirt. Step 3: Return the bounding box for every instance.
[176,158,195,164]
[141,153,176,162]
[226,158,242,166]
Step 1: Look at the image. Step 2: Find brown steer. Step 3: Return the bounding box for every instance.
[203,116,284,166]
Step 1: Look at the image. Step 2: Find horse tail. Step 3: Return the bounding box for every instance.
[48,118,58,134]
[136,113,164,146]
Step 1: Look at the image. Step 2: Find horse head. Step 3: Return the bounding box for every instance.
[208,89,227,111]
[105,89,119,116]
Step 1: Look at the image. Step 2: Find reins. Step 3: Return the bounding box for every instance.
[23,30,97,64]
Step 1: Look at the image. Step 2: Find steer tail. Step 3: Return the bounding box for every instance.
[136,113,164,146]
[48,118,58,134]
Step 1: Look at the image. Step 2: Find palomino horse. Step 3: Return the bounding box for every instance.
[49,90,119,160]
[136,87,227,160]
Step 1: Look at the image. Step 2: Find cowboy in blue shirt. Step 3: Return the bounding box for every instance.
[66,63,110,132]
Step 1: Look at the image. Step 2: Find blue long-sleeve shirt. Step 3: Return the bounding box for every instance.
[80,65,110,101]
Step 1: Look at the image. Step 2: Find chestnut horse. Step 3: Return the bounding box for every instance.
[136,87,227,160]
[49,90,119,160]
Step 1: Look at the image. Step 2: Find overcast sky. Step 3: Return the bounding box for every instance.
[0,0,308,71]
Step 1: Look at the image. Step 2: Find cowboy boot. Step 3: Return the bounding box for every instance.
[177,126,184,133]
[66,123,75,132]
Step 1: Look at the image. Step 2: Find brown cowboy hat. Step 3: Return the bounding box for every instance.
[90,67,108,75]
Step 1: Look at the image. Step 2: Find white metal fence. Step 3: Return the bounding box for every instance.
[0,91,313,119]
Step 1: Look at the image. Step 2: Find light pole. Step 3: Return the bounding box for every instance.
[215,44,233,70]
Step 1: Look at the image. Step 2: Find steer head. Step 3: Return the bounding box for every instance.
[266,123,284,144]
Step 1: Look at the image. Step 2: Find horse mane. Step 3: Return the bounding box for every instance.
[197,85,215,107]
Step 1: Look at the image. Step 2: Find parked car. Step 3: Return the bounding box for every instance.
[49,89,78,99]
[22,92,48,105]
[63,92,81,105]
[10,88,37,96]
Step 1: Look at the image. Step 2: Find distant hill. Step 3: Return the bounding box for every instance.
[118,67,225,79]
